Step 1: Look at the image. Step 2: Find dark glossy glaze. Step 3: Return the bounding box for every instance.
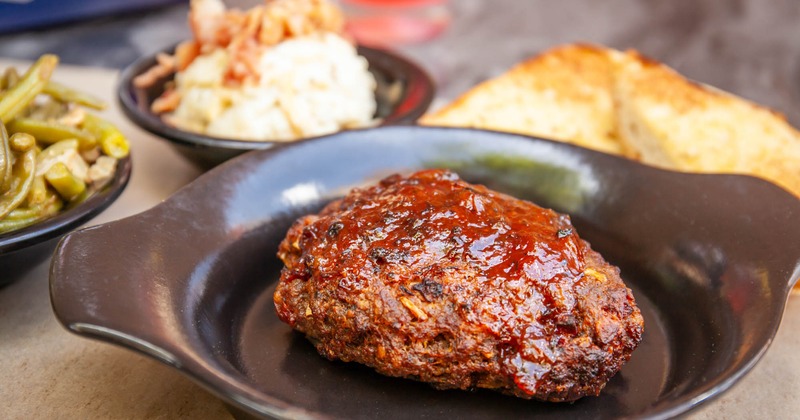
[276,169,643,402]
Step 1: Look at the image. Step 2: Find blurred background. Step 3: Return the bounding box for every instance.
[2,1,800,419]
[0,0,798,125]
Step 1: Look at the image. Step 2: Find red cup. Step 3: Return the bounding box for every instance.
[341,0,450,46]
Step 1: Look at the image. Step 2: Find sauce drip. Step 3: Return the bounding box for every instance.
[287,169,594,394]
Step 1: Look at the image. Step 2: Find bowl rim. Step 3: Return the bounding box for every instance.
[0,154,132,254]
[116,43,435,151]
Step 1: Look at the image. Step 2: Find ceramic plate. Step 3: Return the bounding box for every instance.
[50,127,800,419]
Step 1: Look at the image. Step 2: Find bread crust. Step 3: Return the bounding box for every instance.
[612,49,800,196]
[422,43,800,198]
[421,44,627,156]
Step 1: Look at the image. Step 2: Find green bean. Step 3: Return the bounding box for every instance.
[81,112,129,158]
[44,81,106,110]
[0,54,128,235]
[0,55,58,124]
[25,98,66,121]
[9,132,35,153]
[36,189,64,217]
[45,162,86,201]
[0,194,62,233]
[0,122,11,193]
[44,192,63,216]
[64,189,90,210]
[0,215,39,232]
[0,67,20,91]
[24,175,48,207]
[5,204,44,220]
[7,117,97,150]
[37,139,78,164]
[35,139,80,181]
[0,148,36,219]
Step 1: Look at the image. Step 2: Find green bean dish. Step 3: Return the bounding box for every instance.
[0,55,130,234]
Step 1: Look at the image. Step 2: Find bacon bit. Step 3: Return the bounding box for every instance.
[151,88,182,113]
[191,0,344,85]
[224,38,264,85]
[139,0,347,98]
[57,107,86,127]
[399,296,428,321]
[259,8,284,45]
[174,40,201,71]
[188,0,226,47]
[237,6,265,49]
[133,53,177,88]
[259,0,343,45]
[156,52,177,69]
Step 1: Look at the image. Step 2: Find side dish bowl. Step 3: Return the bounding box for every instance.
[117,45,434,169]
[50,127,800,419]
[1,155,131,286]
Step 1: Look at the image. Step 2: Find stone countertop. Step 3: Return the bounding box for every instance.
[1,1,799,418]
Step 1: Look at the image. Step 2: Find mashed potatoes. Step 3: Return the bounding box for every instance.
[135,0,378,141]
[166,32,377,141]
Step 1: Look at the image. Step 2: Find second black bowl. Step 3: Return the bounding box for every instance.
[118,45,435,169]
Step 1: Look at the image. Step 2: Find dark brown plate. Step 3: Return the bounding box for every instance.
[50,127,800,419]
[117,44,434,169]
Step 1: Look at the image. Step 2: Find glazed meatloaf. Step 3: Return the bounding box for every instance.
[274,169,643,402]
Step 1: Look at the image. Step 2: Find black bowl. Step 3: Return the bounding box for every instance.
[117,44,434,169]
[50,127,800,419]
[1,155,131,286]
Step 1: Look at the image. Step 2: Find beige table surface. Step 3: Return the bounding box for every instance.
[0,60,799,419]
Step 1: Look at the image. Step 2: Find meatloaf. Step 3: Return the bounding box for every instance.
[274,169,643,402]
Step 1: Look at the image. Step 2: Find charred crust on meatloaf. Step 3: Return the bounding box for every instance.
[274,169,644,402]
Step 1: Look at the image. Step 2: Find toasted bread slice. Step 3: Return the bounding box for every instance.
[420,44,628,155]
[423,43,800,197]
[613,50,800,196]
